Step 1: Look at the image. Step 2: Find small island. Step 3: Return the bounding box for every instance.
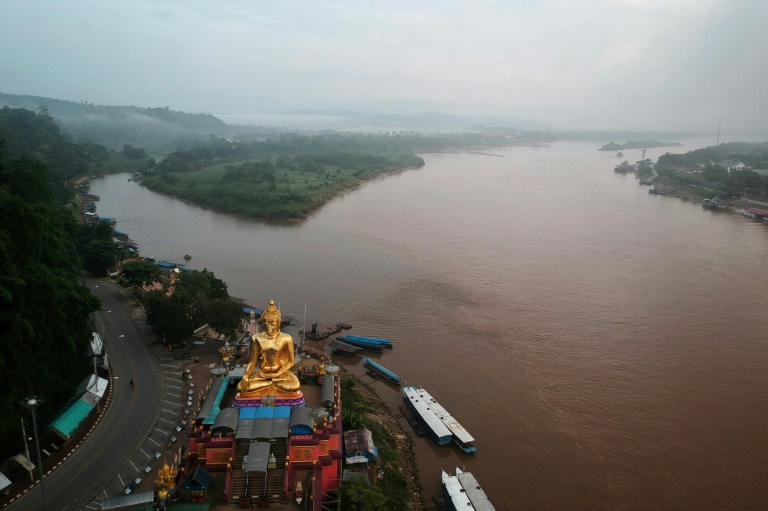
[599,140,682,151]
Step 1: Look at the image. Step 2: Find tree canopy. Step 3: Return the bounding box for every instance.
[144,269,241,344]
[0,149,100,454]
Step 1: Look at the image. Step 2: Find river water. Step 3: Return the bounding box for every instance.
[90,140,768,510]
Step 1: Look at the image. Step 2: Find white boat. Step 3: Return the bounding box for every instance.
[403,387,476,452]
[403,387,452,445]
[456,467,495,510]
[442,469,474,509]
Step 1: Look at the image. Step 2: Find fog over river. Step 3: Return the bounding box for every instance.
[90,140,768,510]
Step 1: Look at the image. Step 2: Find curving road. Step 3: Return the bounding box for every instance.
[8,277,176,511]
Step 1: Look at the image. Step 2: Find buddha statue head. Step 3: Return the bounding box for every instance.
[261,300,281,337]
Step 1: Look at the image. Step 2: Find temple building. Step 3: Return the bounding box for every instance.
[182,300,342,508]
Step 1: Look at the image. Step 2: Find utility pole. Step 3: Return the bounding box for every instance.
[20,417,33,482]
[26,398,48,511]
[716,118,721,145]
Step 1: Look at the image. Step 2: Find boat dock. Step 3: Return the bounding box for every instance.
[326,339,361,356]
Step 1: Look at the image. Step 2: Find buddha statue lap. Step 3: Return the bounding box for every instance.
[237,300,301,398]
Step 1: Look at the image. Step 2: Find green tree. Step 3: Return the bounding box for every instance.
[340,478,388,511]
[121,260,162,292]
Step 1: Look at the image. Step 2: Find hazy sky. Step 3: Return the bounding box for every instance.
[2,0,766,134]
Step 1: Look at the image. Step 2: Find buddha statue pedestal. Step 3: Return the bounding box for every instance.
[233,391,305,408]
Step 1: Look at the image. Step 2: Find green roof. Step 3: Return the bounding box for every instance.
[49,399,95,437]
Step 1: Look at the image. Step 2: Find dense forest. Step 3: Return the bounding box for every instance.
[0,147,101,455]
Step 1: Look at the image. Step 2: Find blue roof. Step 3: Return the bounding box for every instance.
[49,399,95,437]
[243,307,263,315]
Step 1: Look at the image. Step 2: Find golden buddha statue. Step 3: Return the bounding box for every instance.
[237,300,301,397]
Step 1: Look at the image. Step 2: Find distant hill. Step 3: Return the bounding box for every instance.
[0,93,229,151]
[599,140,682,151]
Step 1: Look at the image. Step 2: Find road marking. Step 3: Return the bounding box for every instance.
[130,459,139,472]
[163,400,179,405]
[140,448,151,458]
[148,437,160,446]
[166,384,182,390]
[117,473,125,487]
[158,417,174,424]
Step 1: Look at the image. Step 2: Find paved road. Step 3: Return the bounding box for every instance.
[8,278,178,511]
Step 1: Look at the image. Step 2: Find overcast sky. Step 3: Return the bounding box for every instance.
[2,0,766,134]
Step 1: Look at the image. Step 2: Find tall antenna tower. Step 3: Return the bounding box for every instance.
[716,118,721,145]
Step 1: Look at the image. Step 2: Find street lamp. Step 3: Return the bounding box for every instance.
[25,398,48,511]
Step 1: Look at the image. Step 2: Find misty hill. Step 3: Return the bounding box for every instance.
[275,107,552,131]
[599,140,682,151]
[0,93,229,151]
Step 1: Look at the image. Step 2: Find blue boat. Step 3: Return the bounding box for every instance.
[363,358,401,385]
[156,261,186,269]
[337,334,392,349]
[334,336,384,353]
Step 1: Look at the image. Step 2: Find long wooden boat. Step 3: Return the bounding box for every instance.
[403,386,476,453]
[402,387,452,446]
[442,469,473,510]
[363,358,401,385]
[337,334,392,349]
[456,468,495,510]
[333,335,384,353]
[442,467,496,511]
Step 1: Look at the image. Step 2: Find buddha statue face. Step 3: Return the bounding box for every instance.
[261,300,281,338]
[265,317,279,337]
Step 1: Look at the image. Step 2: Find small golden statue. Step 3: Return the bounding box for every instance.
[155,459,180,500]
[237,300,301,397]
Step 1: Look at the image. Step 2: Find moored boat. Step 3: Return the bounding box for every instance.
[403,387,452,445]
[403,386,476,453]
[455,467,496,510]
[335,335,387,352]
[363,358,401,385]
[337,334,393,349]
[442,470,474,510]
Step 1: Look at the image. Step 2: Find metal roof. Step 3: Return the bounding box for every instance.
[246,442,271,473]
[272,416,290,438]
[457,469,496,511]
[288,406,314,435]
[343,429,375,455]
[327,339,360,353]
[211,407,239,433]
[196,377,229,424]
[321,374,335,408]
[182,465,212,490]
[49,399,95,438]
[442,470,473,509]
[424,393,474,444]
[0,471,11,491]
[101,490,155,510]
[402,387,452,444]
[235,419,255,440]
[252,418,273,439]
